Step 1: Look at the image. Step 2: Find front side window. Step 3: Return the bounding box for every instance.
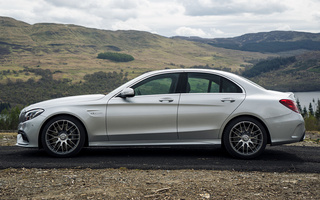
[132,73,179,96]
[187,73,242,93]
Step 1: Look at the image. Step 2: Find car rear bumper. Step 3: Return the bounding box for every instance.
[267,113,305,146]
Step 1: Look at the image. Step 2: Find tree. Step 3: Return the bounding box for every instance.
[0,106,21,130]
[303,106,308,117]
[315,99,320,120]
[0,102,11,113]
[297,99,302,113]
[309,103,314,116]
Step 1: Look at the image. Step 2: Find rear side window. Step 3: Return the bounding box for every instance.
[187,73,242,93]
[221,78,243,93]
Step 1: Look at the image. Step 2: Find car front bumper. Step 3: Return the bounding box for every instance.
[16,116,45,148]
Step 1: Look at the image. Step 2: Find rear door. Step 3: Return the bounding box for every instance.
[178,72,245,140]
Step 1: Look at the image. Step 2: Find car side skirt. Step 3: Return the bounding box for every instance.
[88,139,221,147]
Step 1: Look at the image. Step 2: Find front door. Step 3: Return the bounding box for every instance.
[107,73,180,141]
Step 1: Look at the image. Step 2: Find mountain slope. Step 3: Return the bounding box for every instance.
[173,31,320,53]
[247,51,320,92]
[0,17,274,83]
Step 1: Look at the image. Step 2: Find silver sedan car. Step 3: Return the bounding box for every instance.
[17,69,305,159]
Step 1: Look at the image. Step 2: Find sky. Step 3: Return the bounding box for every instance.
[0,0,320,38]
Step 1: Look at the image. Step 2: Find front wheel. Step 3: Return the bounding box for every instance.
[41,116,86,157]
[223,117,267,159]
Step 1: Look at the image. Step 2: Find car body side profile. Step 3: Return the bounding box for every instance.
[17,69,305,159]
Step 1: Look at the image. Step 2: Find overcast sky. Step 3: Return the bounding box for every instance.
[1,0,320,38]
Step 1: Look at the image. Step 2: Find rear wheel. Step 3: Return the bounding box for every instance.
[41,116,85,157]
[223,117,267,159]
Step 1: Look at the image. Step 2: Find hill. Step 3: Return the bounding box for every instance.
[0,16,271,84]
[173,31,320,53]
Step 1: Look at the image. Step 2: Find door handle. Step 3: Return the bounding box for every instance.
[159,98,174,103]
[221,98,235,103]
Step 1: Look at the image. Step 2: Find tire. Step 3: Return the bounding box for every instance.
[223,117,267,159]
[41,115,86,157]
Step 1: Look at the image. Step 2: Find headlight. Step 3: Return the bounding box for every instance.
[23,109,44,122]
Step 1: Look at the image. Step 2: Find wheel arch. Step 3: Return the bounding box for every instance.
[221,114,271,146]
[38,114,89,149]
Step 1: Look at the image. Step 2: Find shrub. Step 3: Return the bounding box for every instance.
[97,52,134,62]
[304,115,320,131]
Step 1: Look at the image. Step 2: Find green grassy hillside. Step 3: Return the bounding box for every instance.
[0,16,272,84]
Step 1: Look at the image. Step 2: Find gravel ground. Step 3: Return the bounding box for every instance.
[0,132,319,200]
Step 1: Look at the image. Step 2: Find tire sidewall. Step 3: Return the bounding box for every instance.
[41,115,86,157]
[223,117,267,159]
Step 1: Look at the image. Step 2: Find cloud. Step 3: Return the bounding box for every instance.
[43,0,141,10]
[0,0,319,38]
[275,24,292,31]
[174,26,225,38]
[42,0,142,22]
[211,28,224,35]
[175,27,208,37]
[182,0,288,16]
[111,19,152,32]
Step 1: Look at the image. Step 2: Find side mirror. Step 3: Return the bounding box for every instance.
[119,88,135,98]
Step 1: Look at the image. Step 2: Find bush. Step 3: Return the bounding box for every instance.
[97,52,134,62]
[304,115,320,131]
[301,99,320,131]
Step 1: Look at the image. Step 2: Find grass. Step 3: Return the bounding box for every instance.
[0,132,16,137]
[0,26,274,84]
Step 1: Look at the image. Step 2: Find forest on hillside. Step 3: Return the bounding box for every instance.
[242,55,320,92]
[242,57,297,77]
[209,40,320,53]
[0,67,128,106]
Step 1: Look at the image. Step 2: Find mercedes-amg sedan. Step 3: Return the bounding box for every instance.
[17,69,305,159]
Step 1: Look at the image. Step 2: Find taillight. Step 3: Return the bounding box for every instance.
[279,99,299,113]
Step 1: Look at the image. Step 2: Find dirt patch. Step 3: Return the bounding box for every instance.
[1,168,319,199]
[0,132,319,199]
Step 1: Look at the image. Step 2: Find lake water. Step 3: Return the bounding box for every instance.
[294,91,320,110]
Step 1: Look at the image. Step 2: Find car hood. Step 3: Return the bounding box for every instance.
[24,94,106,111]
